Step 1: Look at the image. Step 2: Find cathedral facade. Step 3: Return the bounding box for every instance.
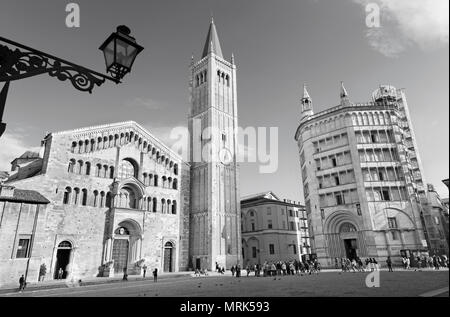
[0,20,240,286]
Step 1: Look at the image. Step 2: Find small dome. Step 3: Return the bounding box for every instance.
[372,85,399,102]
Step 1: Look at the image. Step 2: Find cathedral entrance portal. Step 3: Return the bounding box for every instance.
[163,242,174,272]
[112,226,130,274]
[344,239,358,260]
[54,241,72,279]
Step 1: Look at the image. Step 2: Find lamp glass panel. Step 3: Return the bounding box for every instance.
[102,40,115,69]
[116,39,138,69]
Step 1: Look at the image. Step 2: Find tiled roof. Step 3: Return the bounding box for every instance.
[0,187,49,204]
[241,191,280,202]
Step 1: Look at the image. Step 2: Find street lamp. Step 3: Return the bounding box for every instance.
[100,25,144,81]
[0,25,144,138]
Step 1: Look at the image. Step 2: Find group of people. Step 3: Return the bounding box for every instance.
[336,257,379,273]
[402,254,448,270]
[226,259,322,277]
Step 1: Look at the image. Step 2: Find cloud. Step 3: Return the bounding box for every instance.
[0,132,39,171]
[354,0,449,57]
[124,97,162,110]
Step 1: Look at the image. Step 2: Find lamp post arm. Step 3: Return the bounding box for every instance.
[0,36,120,93]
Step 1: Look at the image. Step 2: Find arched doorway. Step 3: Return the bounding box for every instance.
[112,227,130,274]
[54,241,72,279]
[340,222,358,260]
[163,242,174,272]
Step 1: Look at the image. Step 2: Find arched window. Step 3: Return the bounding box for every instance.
[154,175,159,187]
[153,198,157,212]
[100,191,105,207]
[118,159,137,179]
[73,188,80,205]
[96,164,102,177]
[109,166,115,179]
[103,165,108,178]
[68,159,76,173]
[147,197,152,211]
[71,142,77,153]
[172,201,177,214]
[63,187,72,204]
[93,190,99,207]
[106,192,112,208]
[143,173,148,186]
[97,137,103,150]
[85,162,91,176]
[78,141,83,154]
[161,199,166,214]
[77,160,83,174]
[90,139,95,152]
[81,189,88,206]
[162,176,167,188]
[84,140,89,153]
[173,179,178,190]
[149,174,153,186]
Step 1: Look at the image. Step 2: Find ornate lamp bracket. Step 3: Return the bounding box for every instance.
[0,37,119,93]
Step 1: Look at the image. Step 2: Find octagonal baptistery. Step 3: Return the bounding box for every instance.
[294,84,438,268]
[1,121,190,284]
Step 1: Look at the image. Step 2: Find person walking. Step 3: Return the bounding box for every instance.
[231,265,235,277]
[122,267,128,281]
[142,264,147,278]
[373,258,379,271]
[58,268,64,280]
[153,268,158,282]
[386,256,393,272]
[18,275,25,292]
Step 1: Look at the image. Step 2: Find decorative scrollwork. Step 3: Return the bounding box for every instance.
[0,44,106,93]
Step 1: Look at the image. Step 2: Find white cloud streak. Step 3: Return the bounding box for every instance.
[354,0,449,57]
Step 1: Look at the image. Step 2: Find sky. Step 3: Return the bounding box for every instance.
[0,0,448,201]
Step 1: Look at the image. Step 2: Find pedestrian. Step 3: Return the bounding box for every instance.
[18,275,25,292]
[231,265,235,277]
[153,268,158,282]
[281,262,287,276]
[122,267,128,281]
[406,257,410,270]
[142,264,147,278]
[373,258,379,271]
[386,256,393,272]
[58,267,64,280]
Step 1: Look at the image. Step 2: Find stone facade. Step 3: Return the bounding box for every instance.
[188,19,241,271]
[295,84,445,267]
[241,192,311,266]
[0,121,189,286]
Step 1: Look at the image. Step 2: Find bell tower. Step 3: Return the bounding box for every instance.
[188,19,241,270]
